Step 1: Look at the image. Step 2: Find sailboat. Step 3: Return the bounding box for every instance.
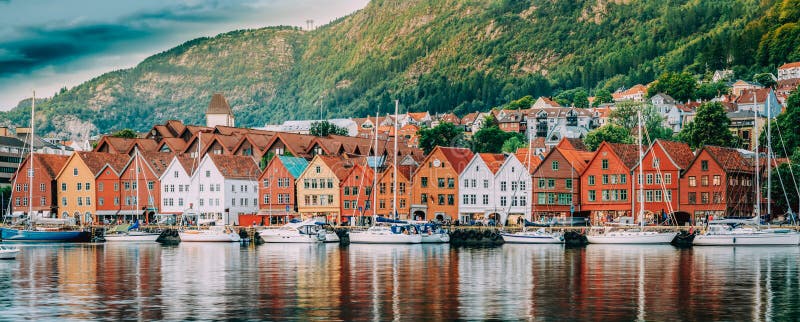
[694,89,800,246]
[104,149,160,242]
[178,131,241,243]
[349,100,422,244]
[587,110,677,244]
[0,91,89,243]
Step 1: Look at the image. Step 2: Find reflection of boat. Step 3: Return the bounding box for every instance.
[693,223,800,246]
[0,245,20,259]
[501,228,564,244]
[586,226,676,244]
[179,226,241,242]
[104,222,160,243]
[0,227,90,243]
[349,224,422,244]
[259,219,326,243]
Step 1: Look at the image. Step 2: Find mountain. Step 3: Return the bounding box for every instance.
[2,0,799,139]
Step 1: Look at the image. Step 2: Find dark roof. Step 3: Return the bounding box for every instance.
[208,154,260,179]
[0,136,26,148]
[702,146,754,173]
[207,93,233,115]
[656,140,694,169]
[35,154,69,179]
[607,143,642,169]
[76,152,131,175]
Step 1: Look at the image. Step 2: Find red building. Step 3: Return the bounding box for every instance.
[257,155,309,225]
[10,154,69,217]
[581,142,641,224]
[531,147,593,220]
[680,146,755,223]
[631,140,695,224]
[117,152,173,223]
[339,161,375,224]
[95,158,130,223]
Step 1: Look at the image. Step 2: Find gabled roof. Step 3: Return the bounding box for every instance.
[278,155,309,179]
[735,88,770,104]
[174,154,199,176]
[315,155,356,181]
[606,142,642,169]
[207,154,260,179]
[436,147,475,174]
[65,152,131,177]
[691,146,754,173]
[779,62,800,69]
[514,148,543,174]
[556,137,587,151]
[556,148,594,174]
[207,93,233,115]
[439,113,460,125]
[407,112,430,122]
[654,140,694,169]
[478,153,506,174]
[15,154,70,181]
[158,138,187,153]
[461,112,481,124]
[138,152,176,178]
[166,120,186,136]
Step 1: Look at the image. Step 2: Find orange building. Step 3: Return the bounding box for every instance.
[680,146,755,224]
[10,154,69,217]
[376,164,414,220]
[631,140,694,224]
[580,142,640,224]
[257,155,309,225]
[410,146,474,221]
[94,158,129,223]
[55,152,130,224]
[339,161,375,225]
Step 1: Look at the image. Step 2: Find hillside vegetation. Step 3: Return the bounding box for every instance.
[2,0,799,138]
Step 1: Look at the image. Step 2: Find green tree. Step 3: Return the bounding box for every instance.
[417,122,465,155]
[584,124,633,151]
[592,89,614,107]
[471,124,524,153]
[753,73,777,88]
[647,72,698,102]
[768,90,800,157]
[609,101,673,145]
[572,90,589,108]
[696,81,731,101]
[309,121,349,137]
[678,102,739,149]
[111,129,138,138]
[554,88,589,107]
[769,148,800,216]
[504,95,535,110]
[502,136,527,153]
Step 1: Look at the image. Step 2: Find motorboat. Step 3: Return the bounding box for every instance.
[0,245,20,259]
[415,223,450,243]
[103,223,160,243]
[0,227,90,243]
[501,228,564,244]
[259,219,326,243]
[693,223,800,246]
[315,222,340,243]
[349,224,422,244]
[586,226,677,244]
[179,226,241,242]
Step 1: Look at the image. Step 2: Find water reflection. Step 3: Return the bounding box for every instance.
[1,243,799,320]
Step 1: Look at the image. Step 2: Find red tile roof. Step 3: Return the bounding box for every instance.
[514,148,543,174]
[208,154,261,179]
[557,148,594,174]
[76,152,131,175]
[316,155,357,181]
[556,137,587,151]
[35,154,69,179]
[655,140,694,169]
[479,153,506,174]
[702,146,754,173]
[437,147,475,174]
[779,62,800,69]
[735,88,770,104]
[607,143,642,169]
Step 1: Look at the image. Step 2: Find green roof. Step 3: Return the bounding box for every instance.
[278,155,309,179]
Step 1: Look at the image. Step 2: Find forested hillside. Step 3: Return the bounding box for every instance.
[2,0,799,138]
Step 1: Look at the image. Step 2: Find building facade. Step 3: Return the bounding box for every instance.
[411,147,474,222]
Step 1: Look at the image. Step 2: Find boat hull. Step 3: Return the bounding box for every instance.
[421,233,450,243]
[587,232,677,244]
[104,233,160,243]
[0,228,90,243]
[0,247,20,260]
[259,232,323,243]
[179,231,241,242]
[349,232,422,244]
[323,232,340,243]
[693,233,800,246]
[501,233,564,244]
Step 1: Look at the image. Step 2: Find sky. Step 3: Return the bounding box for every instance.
[0,0,370,109]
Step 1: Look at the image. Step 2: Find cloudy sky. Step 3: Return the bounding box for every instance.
[0,0,370,109]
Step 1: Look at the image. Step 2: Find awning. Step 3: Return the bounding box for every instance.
[96,210,119,216]
[117,210,144,216]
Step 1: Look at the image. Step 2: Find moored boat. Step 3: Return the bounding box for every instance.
[103,222,160,243]
[0,227,90,243]
[415,223,450,243]
[179,226,241,242]
[0,245,20,259]
[501,228,564,244]
[693,223,800,246]
[586,227,677,244]
[349,224,422,244]
[259,219,326,243]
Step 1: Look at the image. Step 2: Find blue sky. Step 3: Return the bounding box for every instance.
[0,0,369,109]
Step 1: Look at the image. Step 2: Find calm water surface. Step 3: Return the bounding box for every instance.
[1,243,799,321]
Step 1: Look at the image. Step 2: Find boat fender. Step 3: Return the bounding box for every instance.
[483,230,492,238]
[467,230,477,239]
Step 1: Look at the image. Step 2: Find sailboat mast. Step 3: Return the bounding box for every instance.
[754,91,760,219]
[135,148,140,222]
[637,110,644,226]
[766,89,771,218]
[29,91,34,221]
[196,131,202,229]
[393,100,399,220]
[373,110,378,225]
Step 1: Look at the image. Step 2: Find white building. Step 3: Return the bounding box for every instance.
[651,93,683,132]
[778,62,800,81]
[492,154,532,225]
[159,155,196,216]
[458,153,505,224]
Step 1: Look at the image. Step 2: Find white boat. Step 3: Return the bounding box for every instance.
[315,222,340,243]
[179,226,241,242]
[412,222,450,243]
[0,245,20,260]
[259,219,326,243]
[501,228,564,244]
[349,224,422,244]
[693,224,800,246]
[586,227,677,244]
[104,231,161,243]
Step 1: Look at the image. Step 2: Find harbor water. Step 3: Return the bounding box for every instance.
[1,243,799,321]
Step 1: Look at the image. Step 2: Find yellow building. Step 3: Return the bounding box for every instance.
[55,152,130,224]
[296,155,353,224]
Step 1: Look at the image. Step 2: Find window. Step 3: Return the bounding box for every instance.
[500,182,507,191]
[15,184,20,192]
[98,183,104,192]
[464,179,469,188]
[483,180,489,188]
[619,189,627,201]
[701,176,709,187]
[62,197,67,206]
[538,178,545,188]
[500,196,507,207]
[86,182,91,190]
[482,195,488,205]
[14,197,20,206]
[99,197,104,206]
[73,168,78,176]
[602,174,608,185]
[205,170,211,177]
[421,177,428,188]
[620,174,627,184]
[61,183,67,191]
[701,192,709,204]
[713,192,722,203]
[511,181,518,191]
[327,179,334,189]
[438,194,445,205]
[713,175,720,186]
[551,160,559,171]
[77,183,82,191]
[114,183,119,191]
[601,159,609,170]
[40,183,46,192]
[174,171,179,178]
[655,190,662,202]
[588,175,595,186]
[114,197,119,205]
[547,179,555,188]
[688,176,696,187]
[447,178,455,188]
[77,197,83,206]
[124,182,130,190]
[315,166,321,174]
[665,173,672,184]
[420,193,427,204]
[701,160,709,171]
[447,194,454,205]
[398,183,405,194]
[178,198,184,206]
[520,181,526,191]
[264,195,270,204]
[379,199,386,209]
[646,174,653,185]
[400,199,407,209]
[652,157,660,168]
[655,174,662,184]
[471,179,476,188]
[344,187,350,196]
[40,197,46,206]
[200,184,205,192]
[438,178,445,188]
[353,187,359,195]
[645,190,653,202]
[343,201,350,209]
[565,179,573,189]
